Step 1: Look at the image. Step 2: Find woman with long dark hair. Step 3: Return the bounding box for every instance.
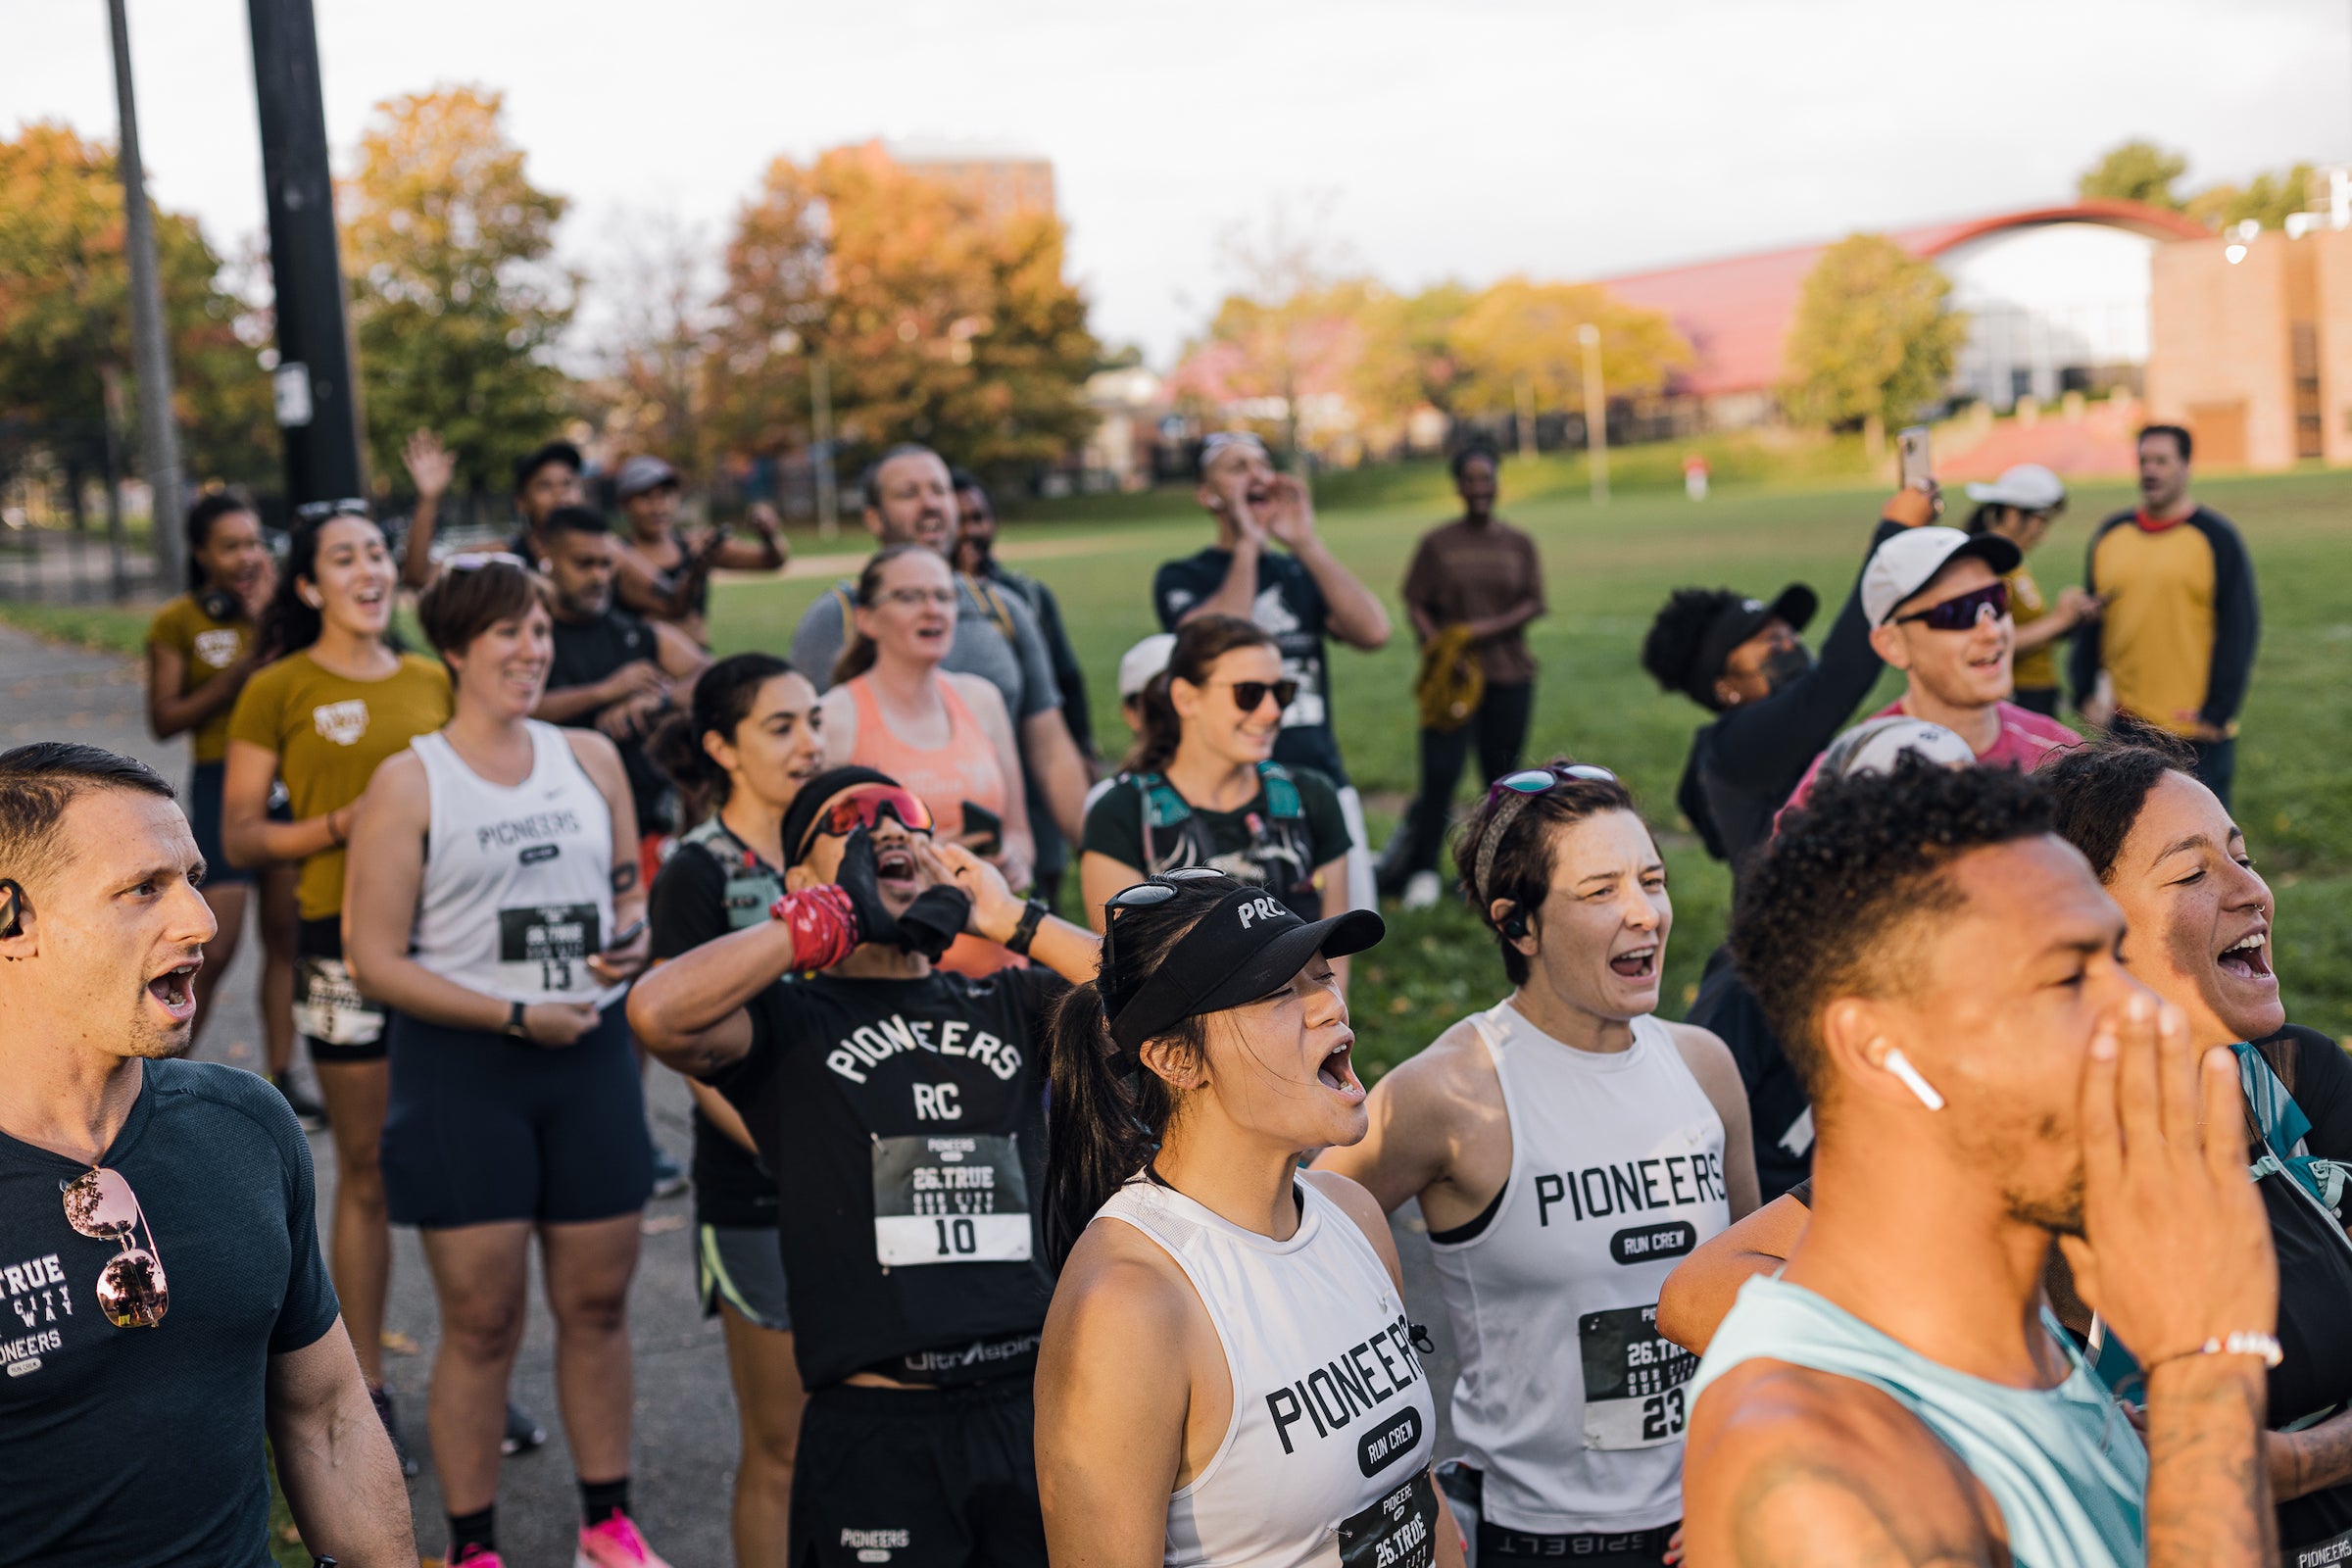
[1035,870,1462,1568]
[144,492,305,1107]
[822,543,1034,967]
[221,505,453,1466]
[343,558,662,1568]
[1079,613,1354,968]
[646,653,823,1564]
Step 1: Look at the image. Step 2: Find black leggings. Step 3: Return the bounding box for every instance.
[1392,681,1536,878]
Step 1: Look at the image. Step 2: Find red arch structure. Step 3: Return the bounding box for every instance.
[1599,200,2209,399]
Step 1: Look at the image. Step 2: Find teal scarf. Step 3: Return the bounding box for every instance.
[2232,1041,2349,1215]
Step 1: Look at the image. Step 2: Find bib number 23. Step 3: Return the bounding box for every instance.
[870,1134,1032,1266]
[1579,1302,1696,1450]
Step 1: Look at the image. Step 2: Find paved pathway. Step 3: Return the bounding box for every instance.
[0,622,1460,1568]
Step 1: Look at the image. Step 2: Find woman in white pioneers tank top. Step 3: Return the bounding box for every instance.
[1036,869,1461,1568]
[1320,761,1760,1568]
[342,559,674,1566]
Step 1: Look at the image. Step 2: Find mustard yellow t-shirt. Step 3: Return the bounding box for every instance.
[145,595,255,763]
[2003,565,2058,694]
[225,651,453,919]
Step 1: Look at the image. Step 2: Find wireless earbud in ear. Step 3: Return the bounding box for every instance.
[299,588,323,610]
[1883,1047,1945,1112]
[1499,903,1529,942]
[0,878,22,939]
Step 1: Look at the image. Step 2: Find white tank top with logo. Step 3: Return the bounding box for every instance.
[408,721,615,1007]
[1097,1174,1444,1568]
[1428,1003,1731,1537]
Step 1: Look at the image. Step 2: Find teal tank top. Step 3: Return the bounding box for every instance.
[1688,1276,2147,1568]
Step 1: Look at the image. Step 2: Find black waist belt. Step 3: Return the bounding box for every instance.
[1478,1521,1677,1561]
[856,1330,1041,1389]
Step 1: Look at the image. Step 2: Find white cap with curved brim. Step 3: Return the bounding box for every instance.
[1964,464,2067,512]
[1117,633,1178,700]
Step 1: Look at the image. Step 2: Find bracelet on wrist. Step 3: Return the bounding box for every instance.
[1004,899,1050,956]
[2144,1331,2284,1374]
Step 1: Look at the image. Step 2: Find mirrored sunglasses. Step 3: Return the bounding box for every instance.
[60,1166,168,1329]
[795,785,937,863]
[1895,579,2009,631]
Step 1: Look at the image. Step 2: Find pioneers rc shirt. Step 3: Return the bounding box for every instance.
[708,967,1065,1389]
[226,651,454,920]
[146,594,254,763]
[2069,506,2258,739]
[1153,547,1348,784]
[0,1059,339,1568]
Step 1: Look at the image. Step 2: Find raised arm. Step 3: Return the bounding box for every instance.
[266,1319,418,1564]
[710,503,789,571]
[934,840,1100,983]
[396,429,453,591]
[1264,476,1390,650]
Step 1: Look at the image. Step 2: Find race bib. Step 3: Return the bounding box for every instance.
[1579,1302,1695,1450]
[1336,1469,1441,1568]
[498,903,601,992]
[292,956,385,1046]
[870,1134,1032,1266]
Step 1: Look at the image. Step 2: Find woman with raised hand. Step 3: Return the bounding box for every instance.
[1079,613,1354,976]
[822,543,1034,968]
[343,558,665,1568]
[646,652,825,1564]
[221,503,454,1469]
[1036,869,1461,1568]
[145,492,305,1105]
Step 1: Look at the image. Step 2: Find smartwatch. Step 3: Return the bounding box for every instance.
[505,1000,529,1039]
[1005,899,1050,956]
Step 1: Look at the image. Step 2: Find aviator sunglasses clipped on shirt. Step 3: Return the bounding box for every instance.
[1895,579,2009,631]
[61,1166,169,1328]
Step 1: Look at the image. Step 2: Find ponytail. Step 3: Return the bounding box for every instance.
[1040,874,1228,1269]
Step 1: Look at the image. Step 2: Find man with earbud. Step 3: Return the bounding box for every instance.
[0,743,415,1566]
[1668,760,2278,1568]
[1153,431,1391,914]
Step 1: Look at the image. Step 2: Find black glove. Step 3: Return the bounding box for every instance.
[833,828,899,949]
[894,885,972,963]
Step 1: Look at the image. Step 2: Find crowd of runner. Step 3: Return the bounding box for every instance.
[0,418,2318,1568]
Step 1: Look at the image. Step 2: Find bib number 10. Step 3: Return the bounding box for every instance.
[933,1216,980,1256]
[871,1134,1033,1266]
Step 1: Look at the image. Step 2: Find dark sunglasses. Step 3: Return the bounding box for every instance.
[794,785,937,863]
[61,1166,168,1328]
[1895,579,2009,631]
[1473,763,1622,905]
[1213,679,1299,714]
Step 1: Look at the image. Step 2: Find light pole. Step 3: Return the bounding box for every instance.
[1578,321,1608,506]
[108,0,185,591]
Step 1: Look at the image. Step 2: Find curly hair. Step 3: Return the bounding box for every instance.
[2036,725,2195,883]
[1731,758,2053,1101]
[1640,586,1745,710]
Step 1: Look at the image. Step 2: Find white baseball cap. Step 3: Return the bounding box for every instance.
[1819,715,1979,782]
[1862,526,2022,627]
[1117,633,1177,700]
[1964,464,2067,512]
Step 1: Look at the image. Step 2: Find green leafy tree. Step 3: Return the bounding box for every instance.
[1350,281,1471,430]
[339,86,575,496]
[1781,234,1966,433]
[703,143,1099,479]
[1445,277,1688,417]
[2077,139,2190,210]
[0,121,274,488]
[2187,164,2320,232]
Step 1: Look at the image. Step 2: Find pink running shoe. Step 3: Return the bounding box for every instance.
[576,1512,673,1568]
[449,1548,505,1568]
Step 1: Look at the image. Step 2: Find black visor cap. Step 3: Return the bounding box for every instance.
[1107,887,1386,1055]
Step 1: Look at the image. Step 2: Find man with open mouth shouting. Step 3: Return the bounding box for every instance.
[0,743,413,1567]
[1318,761,1758,1568]
[628,764,1102,1568]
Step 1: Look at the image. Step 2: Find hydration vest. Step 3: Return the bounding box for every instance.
[1128,761,1322,920]
[678,814,785,930]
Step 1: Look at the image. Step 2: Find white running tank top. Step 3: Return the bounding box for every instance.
[408,721,615,1006]
[1428,1004,1731,1536]
[1097,1175,1442,1568]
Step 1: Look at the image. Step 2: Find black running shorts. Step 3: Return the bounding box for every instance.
[791,1379,1047,1568]
[379,1001,655,1228]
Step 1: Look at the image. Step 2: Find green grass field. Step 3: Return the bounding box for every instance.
[709,465,2352,1072]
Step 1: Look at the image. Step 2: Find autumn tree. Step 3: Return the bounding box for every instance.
[1350,281,1471,432]
[339,86,575,496]
[2078,139,2189,210]
[0,121,274,490]
[1780,234,1965,434]
[1446,277,1689,426]
[703,143,1098,479]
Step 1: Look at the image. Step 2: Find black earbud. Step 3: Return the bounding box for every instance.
[1498,902,1528,942]
[0,879,21,939]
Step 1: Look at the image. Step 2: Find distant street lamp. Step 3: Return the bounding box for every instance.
[1578,321,1608,506]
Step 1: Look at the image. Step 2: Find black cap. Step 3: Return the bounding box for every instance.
[1689,583,1817,704]
[1107,885,1385,1055]
[781,765,900,867]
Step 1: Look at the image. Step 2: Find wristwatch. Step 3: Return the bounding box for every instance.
[505,1000,530,1039]
[1004,899,1051,956]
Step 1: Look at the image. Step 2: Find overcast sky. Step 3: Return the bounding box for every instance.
[6,0,2346,367]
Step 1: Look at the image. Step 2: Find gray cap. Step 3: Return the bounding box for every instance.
[614,455,679,500]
